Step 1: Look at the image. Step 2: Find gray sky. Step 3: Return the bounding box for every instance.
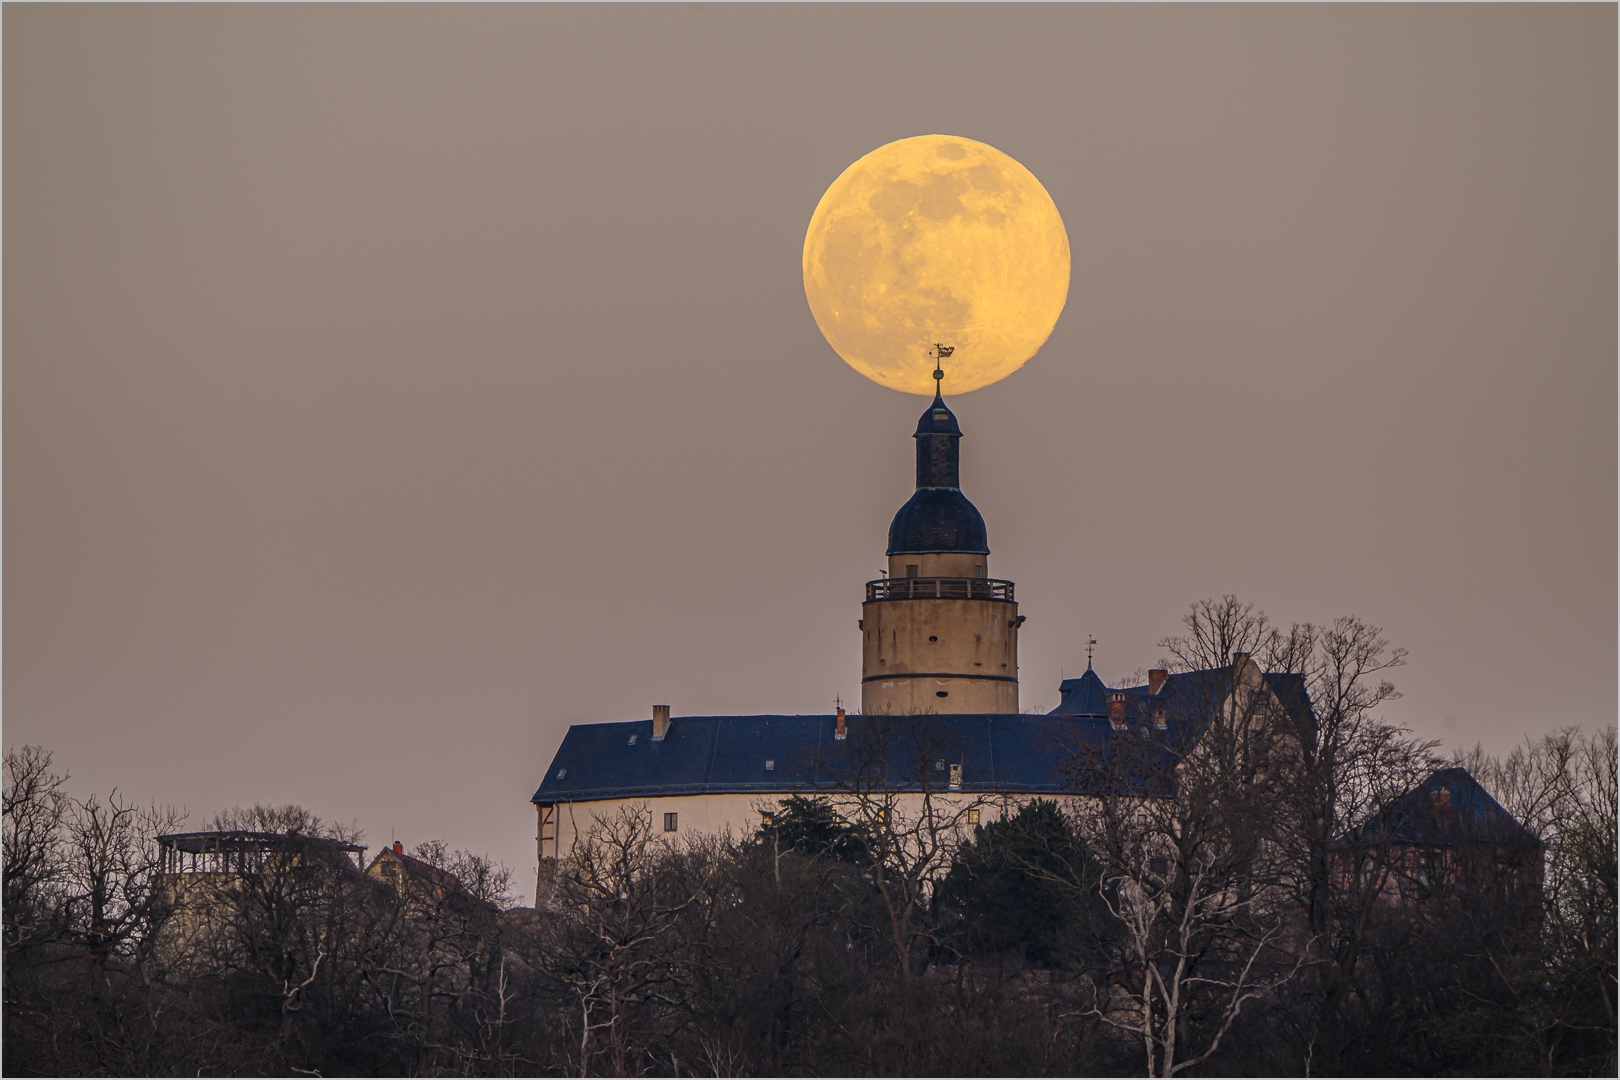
[6,5,1614,885]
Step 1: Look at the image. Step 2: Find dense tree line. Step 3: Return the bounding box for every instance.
[5,601,1615,1076]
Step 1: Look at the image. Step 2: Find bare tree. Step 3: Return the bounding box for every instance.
[1257,613,1441,1071]
[410,837,517,908]
[2,746,72,963]
[63,790,186,965]
[1070,598,1313,1076]
[545,803,722,1076]
[1455,726,1618,1074]
[819,713,992,980]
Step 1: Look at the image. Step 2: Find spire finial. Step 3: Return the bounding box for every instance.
[928,344,954,399]
[1086,636,1098,670]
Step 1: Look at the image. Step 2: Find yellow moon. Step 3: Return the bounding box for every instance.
[803,134,1070,395]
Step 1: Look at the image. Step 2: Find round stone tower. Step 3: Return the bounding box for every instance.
[860,389,1021,714]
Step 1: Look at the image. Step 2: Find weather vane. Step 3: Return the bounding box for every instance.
[1086,636,1098,669]
[928,344,955,390]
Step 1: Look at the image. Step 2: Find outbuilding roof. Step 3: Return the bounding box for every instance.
[1353,767,1541,850]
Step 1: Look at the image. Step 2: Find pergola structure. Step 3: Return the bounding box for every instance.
[156,830,365,876]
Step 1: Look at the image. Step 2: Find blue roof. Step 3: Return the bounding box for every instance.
[1355,767,1540,849]
[1050,666,1317,747]
[888,488,989,555]
[531,713,1177,805]
[1051,668,1109,717]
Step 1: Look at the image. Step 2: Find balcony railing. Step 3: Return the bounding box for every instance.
[865,577,1015,602]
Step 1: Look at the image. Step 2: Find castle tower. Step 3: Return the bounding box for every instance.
[860,387,1021,714]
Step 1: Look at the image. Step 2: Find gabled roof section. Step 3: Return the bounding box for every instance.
[1060,665,1318,743]
[1357,767,1541,850]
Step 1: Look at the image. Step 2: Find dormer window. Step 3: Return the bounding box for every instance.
[764,759,775,771]
[555,768,567,780]
[628,735,638,746]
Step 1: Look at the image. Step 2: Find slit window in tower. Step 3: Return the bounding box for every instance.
[906,564,919,578]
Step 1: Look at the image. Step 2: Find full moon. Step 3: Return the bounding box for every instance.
[803,134,1070,395]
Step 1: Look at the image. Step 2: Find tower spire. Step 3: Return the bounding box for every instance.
[928,343,954,401]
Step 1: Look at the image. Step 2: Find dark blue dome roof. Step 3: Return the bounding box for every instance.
[887,488,989,555]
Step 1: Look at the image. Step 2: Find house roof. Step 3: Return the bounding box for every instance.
[370,848,464,893]
[531,712,1183,805]
[1355,767,1541,849]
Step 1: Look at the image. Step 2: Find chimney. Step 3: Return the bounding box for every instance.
[1108,691,1127,730]
[393,841,403,855]
[652,704,670,741]
[835,705,847,740]
[1148,669,1168,695]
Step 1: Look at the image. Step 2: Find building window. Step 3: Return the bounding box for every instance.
[935,760,946,771]
[555,768,567,780]
[760,811,775,826]
[968,809,981,825]
[975,565,985,578]
[664,812,678,832]
[906,564,919,578]
[765,759,775,771]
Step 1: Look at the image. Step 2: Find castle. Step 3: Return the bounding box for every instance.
[529,379,1318,897]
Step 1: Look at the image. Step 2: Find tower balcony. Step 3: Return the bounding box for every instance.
[865,576,1015,602]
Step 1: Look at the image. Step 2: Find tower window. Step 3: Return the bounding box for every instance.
[975,565,985,578]
[936,691,949,698]
[663,812,678,832]
[906,564,919,578]
[929,635,938,642]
